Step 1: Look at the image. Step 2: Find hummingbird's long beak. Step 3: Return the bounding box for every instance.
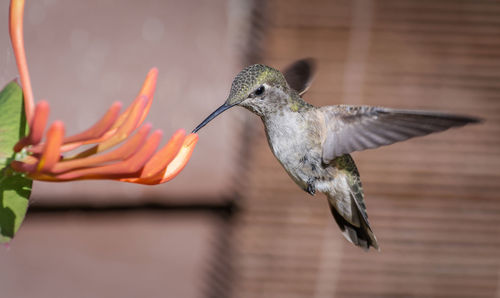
[192,103,235,133]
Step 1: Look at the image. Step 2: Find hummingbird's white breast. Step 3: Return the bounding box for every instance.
[262,109,324,191]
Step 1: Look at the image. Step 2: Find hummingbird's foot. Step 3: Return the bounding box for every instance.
[306,179,316,196]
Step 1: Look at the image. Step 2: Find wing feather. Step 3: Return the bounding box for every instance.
[321,105,480,163]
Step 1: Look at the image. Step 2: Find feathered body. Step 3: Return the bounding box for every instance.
[248,81,379,249]
[193,60,480,250]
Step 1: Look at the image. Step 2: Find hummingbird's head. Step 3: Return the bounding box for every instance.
[192,58,315,133]
[226,64,287,106]
[192,63,288,133]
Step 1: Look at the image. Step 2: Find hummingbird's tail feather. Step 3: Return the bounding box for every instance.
[326,154,379,251]
[327,193,379,251]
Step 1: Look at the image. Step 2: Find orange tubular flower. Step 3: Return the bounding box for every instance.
[8,0,198,184]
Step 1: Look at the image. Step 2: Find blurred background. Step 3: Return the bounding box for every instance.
[1,0,499,297]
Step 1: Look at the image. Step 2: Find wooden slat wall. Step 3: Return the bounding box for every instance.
[232,1,500,297]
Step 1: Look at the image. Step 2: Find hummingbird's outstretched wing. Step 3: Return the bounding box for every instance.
[321,105,481,163]
[282,58,316,95]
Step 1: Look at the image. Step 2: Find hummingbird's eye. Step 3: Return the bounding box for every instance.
[254,85,265,96]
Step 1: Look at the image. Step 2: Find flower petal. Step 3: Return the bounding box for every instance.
[37,121,64,172]
[50,123,152,174]
[123,133,198,184]
[157,133,198,182]
[112,68,157,130]
[53,129,163,180]
[138,129,185,179]
[70,95,148,158]
[22,70,156,155]
[63,101,122,144]
[13,100,49,152]
[27,101,123,154]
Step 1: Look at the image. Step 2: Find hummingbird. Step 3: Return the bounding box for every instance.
[192,59,480,251]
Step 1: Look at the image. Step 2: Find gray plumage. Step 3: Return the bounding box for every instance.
[192,59,480,250]
[321,105,479,163]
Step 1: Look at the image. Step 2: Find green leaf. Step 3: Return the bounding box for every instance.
[0,80,32,243]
